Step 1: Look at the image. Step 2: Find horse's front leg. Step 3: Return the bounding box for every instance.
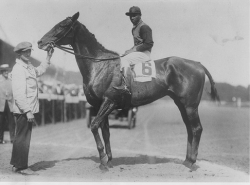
[90,97,116,170]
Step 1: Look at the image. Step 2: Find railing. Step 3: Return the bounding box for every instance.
[36,93,87,126]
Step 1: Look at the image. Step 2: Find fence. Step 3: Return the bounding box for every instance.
[35,93,87,126]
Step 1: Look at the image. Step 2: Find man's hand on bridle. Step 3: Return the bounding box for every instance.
[46,48,54,62]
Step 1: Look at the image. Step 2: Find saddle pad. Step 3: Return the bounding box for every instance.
[132,60,156,82]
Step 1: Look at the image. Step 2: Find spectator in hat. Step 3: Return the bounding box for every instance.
[0,64,15,144]
[113,6,154,94]
[10,41,54,174]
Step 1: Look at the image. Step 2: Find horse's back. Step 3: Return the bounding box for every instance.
[154,56,203,71]
[154,56,205,79]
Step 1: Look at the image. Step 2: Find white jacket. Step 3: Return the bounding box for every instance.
[12,58,50,114]
[0,74,13,112]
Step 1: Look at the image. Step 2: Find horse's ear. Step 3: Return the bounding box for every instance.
[72,12,79,22]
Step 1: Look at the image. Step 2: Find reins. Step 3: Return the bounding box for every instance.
[50,17,123,62]
[53,43,123,62]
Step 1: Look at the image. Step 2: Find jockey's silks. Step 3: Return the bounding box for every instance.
[132,20,153,52]
[132,20,146,47]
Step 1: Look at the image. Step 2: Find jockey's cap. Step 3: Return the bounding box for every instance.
[125,6,141,16]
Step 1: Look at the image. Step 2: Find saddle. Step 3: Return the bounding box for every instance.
[115,60,156,108]
[130,60,156,82]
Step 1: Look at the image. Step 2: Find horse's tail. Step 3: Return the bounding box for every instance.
[201,65,220,102]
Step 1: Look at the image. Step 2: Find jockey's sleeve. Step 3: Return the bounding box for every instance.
[136,25,154,52]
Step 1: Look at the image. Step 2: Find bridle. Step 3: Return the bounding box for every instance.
[49,17,123,62]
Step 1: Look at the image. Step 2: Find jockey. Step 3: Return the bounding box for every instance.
[113,6,154,94]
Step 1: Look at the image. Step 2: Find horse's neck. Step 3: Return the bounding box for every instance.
[72,23,118,85]
[72,43,91,85]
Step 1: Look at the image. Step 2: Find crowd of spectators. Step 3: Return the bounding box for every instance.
[36,79,87,125]
[38,79,84,97]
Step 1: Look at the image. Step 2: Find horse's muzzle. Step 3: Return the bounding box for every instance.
[37,40,53,51]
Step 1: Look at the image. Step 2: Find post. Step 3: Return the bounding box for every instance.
[80,101,84,118]
[74,103,77,119]
[52,100,55,124]
[64,99,67,122]
[61,100,64,122]
[41,99,45,126]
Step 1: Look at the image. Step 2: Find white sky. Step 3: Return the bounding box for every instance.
[0,0,249,87]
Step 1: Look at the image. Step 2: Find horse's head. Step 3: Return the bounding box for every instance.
[38,12,79,51]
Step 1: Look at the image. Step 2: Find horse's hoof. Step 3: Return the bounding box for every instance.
[99,164,109,172]
[107,161,113,168]
[182,159,194,169]
[100,154,108,165]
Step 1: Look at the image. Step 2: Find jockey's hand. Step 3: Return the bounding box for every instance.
[124,49,133,56]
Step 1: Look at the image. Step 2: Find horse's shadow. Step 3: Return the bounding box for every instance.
[29,155,199,172]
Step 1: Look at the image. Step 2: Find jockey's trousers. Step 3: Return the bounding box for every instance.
[120,51,151,76]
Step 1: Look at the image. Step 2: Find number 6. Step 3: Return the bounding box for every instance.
[142,63,152,75]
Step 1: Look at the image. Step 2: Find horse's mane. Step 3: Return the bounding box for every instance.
[78,22,119,57]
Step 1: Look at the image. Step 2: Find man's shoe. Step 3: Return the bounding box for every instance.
[12,166,24,173]
[12,166,37,175]
[20,168,38,175]
[113,85,131,95]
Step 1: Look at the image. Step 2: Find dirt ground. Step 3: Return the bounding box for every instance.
[0,99,249,182]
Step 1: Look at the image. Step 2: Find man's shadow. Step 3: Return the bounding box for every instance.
[109,124,130,129]
[29,155,199,172]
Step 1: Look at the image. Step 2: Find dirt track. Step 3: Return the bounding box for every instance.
[0,99,249,182]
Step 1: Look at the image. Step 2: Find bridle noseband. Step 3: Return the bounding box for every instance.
[50,17,123,62]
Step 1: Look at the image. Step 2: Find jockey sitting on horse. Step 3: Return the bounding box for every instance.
[113,6,154,95]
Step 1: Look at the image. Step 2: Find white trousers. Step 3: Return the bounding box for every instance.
[120,51,151,75]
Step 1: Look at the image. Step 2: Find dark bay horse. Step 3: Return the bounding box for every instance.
[38,12,219,170]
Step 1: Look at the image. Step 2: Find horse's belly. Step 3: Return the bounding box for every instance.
[130,80,168,106]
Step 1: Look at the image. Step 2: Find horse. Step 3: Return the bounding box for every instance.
[38,12,220,171]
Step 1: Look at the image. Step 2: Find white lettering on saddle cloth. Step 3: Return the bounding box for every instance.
[132,60,156,82]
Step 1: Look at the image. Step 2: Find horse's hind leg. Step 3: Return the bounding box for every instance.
[173,97,203,168]
[184,107,203,166]
[101,117,113,168]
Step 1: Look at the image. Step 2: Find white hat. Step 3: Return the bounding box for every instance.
[0,64,11,71]
[14,42,33,53]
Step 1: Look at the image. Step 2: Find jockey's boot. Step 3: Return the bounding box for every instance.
[113,70,131,95]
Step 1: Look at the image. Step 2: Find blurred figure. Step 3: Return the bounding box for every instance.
[78,85,84,96]
[42,83,49,94]
[70,85,79,96]
[55,82,64,95]
[0,64,15,144]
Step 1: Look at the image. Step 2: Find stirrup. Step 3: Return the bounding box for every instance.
[124,85,131,94]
